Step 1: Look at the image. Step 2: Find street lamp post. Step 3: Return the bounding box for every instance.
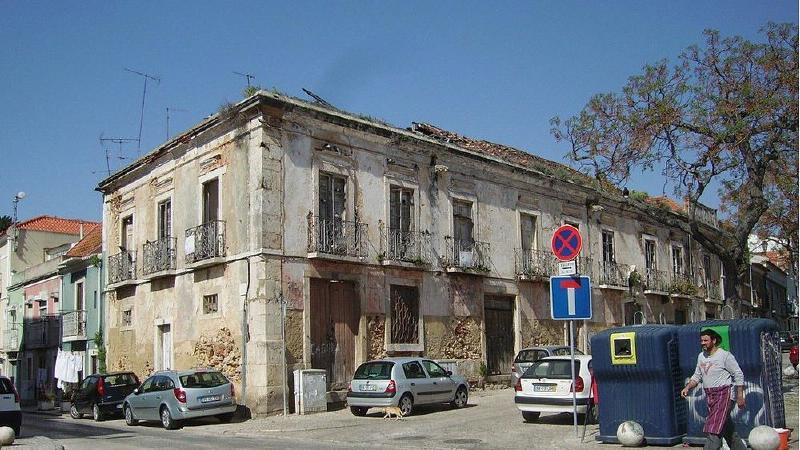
[11,192,26,251]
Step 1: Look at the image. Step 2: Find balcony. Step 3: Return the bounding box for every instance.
[668,273,698,298]
[2,329,19,352]
[108,250,137,287]
[444,237,490,273]
[62,310,87,341]
[379,226,431,267]
[185,221,226,268]
[307,216,368,260]
[706,280,722,301]
[23,315,62,350]
[515,249,556,280]
[596,261,630,289]
[143,237,177,278]
[643,268,670,294]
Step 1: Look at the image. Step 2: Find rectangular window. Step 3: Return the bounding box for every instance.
[389,187,413,232]
[93,291,97,309]
[672,245,683,275]
[76,281,85,311]
[158,199,172,239]
[602,231,615,264]
[122,309,132,327]
[703,254,712,282]
[318,172,347,222]
[202,179,219,223]
[674,310,686,325]
[453,200,474,245]
[390,285,419,344]
[644,239,657,270]
[520,214,537,251]
[203,294,218,314]
[121,215,134,251]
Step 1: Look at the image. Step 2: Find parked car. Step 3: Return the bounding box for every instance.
[123,369,236,430]
[70,372,139,421]
[346,357,469,417]
[0,376,21,436]
[514,355,595,423]
[511,346,584,386]
[779,332,796,352]
[790,345,798,369]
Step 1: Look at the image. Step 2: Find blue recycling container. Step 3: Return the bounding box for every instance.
[677,319,783,446]
[591,325,685,446]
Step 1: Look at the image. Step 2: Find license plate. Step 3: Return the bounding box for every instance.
[362,385,376,391]
[532,384,555,392]
[201,395,221,403]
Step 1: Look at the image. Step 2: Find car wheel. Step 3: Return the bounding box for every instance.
[398,393,414,417]
[124,405,137,426]
[217,412,235,423]
[522,411,540,422]
[92,404,104,422]
[451,386,468,409]
[160,406,181,430]
[69,404,83,419]
[349,406,368,416]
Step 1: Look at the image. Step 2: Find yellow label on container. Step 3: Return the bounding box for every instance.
[610,332,637,365]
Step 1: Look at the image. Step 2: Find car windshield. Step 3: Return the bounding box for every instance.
[353,362,394,380]
[180,371,229,388]
[522,359,581,379]
[515,350,547,363]
[103,373,139,386]
[0,378,14,394]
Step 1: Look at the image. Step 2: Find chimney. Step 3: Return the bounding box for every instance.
[80,223,84,239]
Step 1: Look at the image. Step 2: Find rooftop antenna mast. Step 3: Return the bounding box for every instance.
[99,134,138,176]
[125,68,160,153]
[166,107,188,140]
[233,71,256,87]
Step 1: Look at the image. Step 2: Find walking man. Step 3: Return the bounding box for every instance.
[681,329,746,450]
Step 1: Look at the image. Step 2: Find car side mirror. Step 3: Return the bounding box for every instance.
[445,370,452,377]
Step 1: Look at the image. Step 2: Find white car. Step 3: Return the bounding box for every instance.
[0,376,21,436]
[514,355,595,423]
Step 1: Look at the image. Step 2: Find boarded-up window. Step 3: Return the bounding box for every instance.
[319,173,346,222]
[389,187,413,232]
[520,214,537,251]
[453,200,473,244]
[390,285,419,344]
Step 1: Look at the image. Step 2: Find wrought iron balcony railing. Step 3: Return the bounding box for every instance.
[379,226,431,264]
[62,310,87,339]
[444,237,490,271]
[185,221,226,264]
[23,315,61,349]
[2,329,19,351]
[669,273,699,297]
[643,268,670,293]
[514,249,556,279]
[108,250,137,284]
[143,237,177,275]
[307,215,368,258]
[596,261,630,288]
[706,279,721,300]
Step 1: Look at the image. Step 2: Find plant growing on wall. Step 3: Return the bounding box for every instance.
[93,331,107,374]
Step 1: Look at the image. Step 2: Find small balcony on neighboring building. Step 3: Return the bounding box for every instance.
[108,250,137,288]
[2,328,19,353]
[668,273,699,298]
[307,215,368,260]
[62,310,87,341]
[142,237,177,278]
[379,225,431,268]
[23,315,61,350]
[643,268,670,295]
[596,261,631,290]
[185,221,226,268]
[515,249,555,281]
[444,237,490,273]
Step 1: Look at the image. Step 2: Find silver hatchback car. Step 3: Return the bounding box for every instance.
[122,369,237,429]
[346,357,469,417]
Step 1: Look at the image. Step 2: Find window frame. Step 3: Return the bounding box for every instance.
[384,278,425,353]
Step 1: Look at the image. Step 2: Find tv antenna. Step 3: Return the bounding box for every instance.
[125,68,160,152]
[165,107,189,140]
[99,134,138,176]
[233,71,256,87]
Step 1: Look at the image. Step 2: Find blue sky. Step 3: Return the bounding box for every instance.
[1,1,796,222]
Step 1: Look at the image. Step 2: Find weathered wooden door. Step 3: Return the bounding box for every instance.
[310,279,360,390]
[484,296,514,376]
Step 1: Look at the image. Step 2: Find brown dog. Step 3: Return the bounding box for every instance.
[381,406,404,420]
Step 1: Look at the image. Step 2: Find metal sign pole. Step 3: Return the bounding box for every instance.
[570,319,578,436]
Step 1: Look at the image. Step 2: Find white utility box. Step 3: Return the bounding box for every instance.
[293,369,327,414]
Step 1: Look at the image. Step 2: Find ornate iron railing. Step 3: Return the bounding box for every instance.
[706,279,721,300]
[306,215,368,258]
[185,221,226,264]
[23,315,61,349]
[379,226,431,264]
[643,268,670,293]
[669,273,698,297]
[444,237,490,271]
[596,261,630,288]
[514,249,556,279]
[3,328,18,351]
[62,310,87,339]
[108,250,136,284]
[143,237,176,275]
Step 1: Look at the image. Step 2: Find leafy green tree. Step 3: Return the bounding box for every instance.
[552,23,798,315]
[0,215,11,233]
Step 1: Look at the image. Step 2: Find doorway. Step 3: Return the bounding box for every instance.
[310,279,360,390]
[157,324,172,370]
[484,295,514,376]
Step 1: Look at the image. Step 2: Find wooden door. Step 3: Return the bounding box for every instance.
[484,296,514,376]
[310,279,360,390]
